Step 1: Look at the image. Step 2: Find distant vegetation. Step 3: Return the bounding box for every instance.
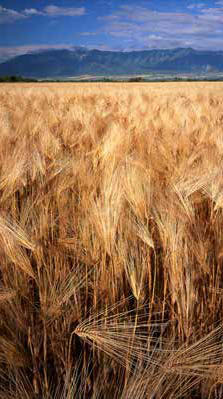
[0,75,37,82]
[2,74,223,83]
[128,76,145,82]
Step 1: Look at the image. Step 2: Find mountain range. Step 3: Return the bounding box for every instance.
[0,47,223,78]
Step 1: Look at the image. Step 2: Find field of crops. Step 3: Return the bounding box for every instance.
[1,82,223,398]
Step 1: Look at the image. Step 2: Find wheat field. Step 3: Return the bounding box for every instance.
[1,82,223,398]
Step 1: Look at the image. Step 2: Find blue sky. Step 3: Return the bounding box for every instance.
[0,0,223,61]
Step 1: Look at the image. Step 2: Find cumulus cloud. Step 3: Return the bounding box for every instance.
[43,6,85,17]
[80,32,98,36]
[187,3,205,9]
[0,5,26,24]
[0,5,86,24]
[99,5,223,51]
[23,8,43,16]
[2,2,223,55]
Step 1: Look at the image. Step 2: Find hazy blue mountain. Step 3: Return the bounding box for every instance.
[0,47,223,78]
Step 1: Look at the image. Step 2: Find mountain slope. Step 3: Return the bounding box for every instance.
[0,47,223,78]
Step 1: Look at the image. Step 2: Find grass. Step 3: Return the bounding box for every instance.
[1,82,223,397]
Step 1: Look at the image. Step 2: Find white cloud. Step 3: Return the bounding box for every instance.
[187,3,205,9]
[24,8,43,16]
[0,5,86,24]
[80,32,98,36]
[99,5,223,50]
[198,7,223,23]
[0,5,26,24]
[43,6,85,17]
[2,3,223,55]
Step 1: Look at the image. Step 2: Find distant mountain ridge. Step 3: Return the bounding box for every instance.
[0,47,223,78]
